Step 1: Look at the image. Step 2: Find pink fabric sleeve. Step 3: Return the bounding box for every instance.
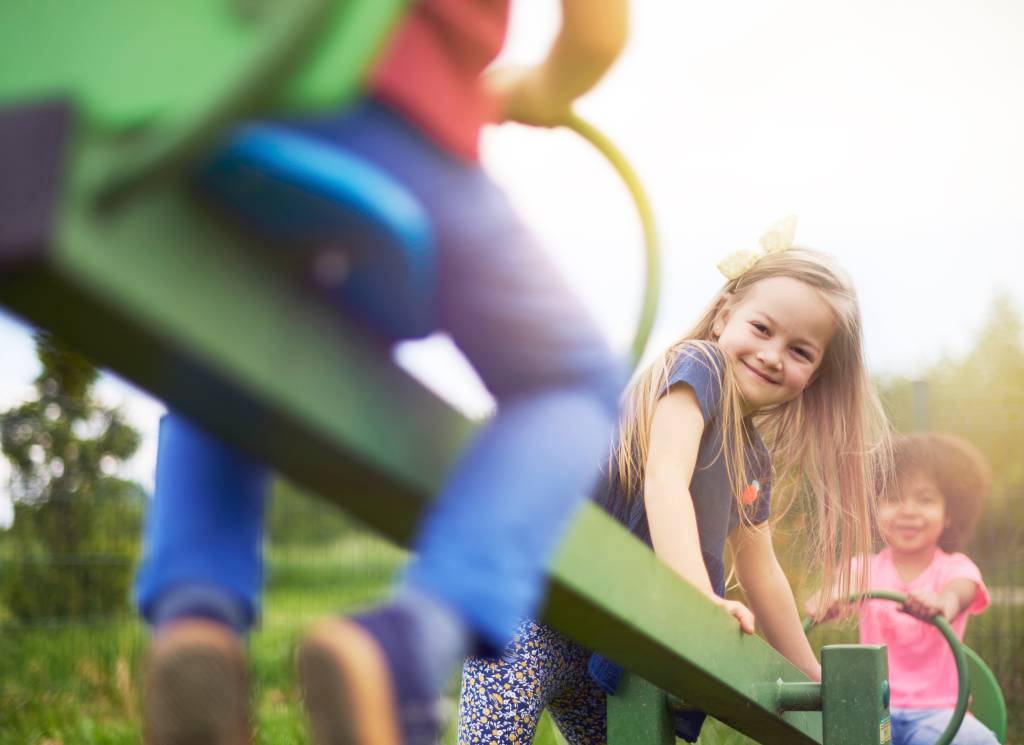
[942,552,989,615]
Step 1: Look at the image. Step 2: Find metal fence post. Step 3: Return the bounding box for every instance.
[912,379,930,431]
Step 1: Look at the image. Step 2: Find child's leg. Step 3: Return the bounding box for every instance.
[950,714,1002,745]
[295,102,622,645]
[891,709,1000,745]
[293,102,623,742]
[134,413,269,744]
[403,152,621,653]
[545,635,606,745]
[134,412,269,631]
[324,105,621,648]
[458,621,598,745]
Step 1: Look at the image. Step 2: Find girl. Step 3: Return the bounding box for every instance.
[458,218,892,744]
[810,433,997,745]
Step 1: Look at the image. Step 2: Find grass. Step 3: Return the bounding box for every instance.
[2,534,1020,744]
[0,535,576,745]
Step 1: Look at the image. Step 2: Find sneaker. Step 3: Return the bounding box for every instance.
[298,605,445,745]
[144,619,251,745]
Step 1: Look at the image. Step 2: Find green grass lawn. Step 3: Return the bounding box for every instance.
[1,534,1019,744]
[0,535,578,745]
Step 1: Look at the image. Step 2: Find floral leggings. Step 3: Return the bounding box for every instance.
[458,620,607,745]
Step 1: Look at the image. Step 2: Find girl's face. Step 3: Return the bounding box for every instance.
[879,469,948,557]
[713,276,836,412]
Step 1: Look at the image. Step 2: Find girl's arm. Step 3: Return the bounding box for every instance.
[486,0,629,126]
[645,386,755,634]
[903,579,979,621]
[731,523,822,681]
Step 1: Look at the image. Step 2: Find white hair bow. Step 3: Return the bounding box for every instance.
[716,215,798,281]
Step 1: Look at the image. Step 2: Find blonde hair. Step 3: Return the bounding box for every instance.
[613,248,892,612]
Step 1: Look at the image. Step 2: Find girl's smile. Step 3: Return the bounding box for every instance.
[739,359,781,386]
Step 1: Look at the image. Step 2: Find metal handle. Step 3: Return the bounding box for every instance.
[805,590,970,745]
[561,112,661,369]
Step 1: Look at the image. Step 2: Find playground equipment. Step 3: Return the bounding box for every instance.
[2,3,894,743]
[804,591,1007,745]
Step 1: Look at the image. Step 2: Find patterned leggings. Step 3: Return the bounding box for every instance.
[458,620,607,745]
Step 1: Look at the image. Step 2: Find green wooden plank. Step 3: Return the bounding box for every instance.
[0,183,823,744]
[547,507,823,744]
[1,181,471,542]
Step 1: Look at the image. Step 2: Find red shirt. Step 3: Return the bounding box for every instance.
[371,0,511,161]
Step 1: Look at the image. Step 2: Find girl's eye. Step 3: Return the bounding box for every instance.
[792,347,812,362]
[750,322,769,334]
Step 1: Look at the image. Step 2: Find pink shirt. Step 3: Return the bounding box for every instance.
[857,548,989,709]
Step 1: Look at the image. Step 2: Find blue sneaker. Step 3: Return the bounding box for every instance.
[298,605,445,745]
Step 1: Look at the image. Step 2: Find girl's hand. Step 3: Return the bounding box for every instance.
[712,596,756,634]
[804,598,842,624]
[484,66,570,128]
[901,590,960,621]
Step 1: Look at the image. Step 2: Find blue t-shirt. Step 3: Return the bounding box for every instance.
[588,345,772,741]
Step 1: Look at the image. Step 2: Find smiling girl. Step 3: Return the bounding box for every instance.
[823,433,998,745]
[457,217,893,744]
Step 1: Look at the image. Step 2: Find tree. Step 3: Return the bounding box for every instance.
[0,331,143,621]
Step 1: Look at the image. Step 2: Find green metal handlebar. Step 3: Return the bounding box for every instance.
[804,590,970,745]
[562,112,661,369]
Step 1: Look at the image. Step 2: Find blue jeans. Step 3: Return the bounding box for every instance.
[134,101,625,650]
[891,709,999,745]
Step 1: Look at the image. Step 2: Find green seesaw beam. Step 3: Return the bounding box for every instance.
[1,174,832,745]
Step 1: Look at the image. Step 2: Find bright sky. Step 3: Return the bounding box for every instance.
[2,0,1022,523]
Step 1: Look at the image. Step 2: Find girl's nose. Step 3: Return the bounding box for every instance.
[756,349,782,370]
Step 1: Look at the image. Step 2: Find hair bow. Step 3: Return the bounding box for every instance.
[716,215,798,281]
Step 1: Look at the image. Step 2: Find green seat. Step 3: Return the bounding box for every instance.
[0,0,408,201]
[962,645,1007,743]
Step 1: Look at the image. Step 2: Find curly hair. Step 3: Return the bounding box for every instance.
[888,433,991,552]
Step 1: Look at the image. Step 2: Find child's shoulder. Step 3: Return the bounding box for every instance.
[931,548,983,577]
[667,341,726,387]
[665,342,727,421]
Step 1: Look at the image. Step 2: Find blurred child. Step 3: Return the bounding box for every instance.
[458,221,892,744]
[135,3,630,744]
[811,433,997,745]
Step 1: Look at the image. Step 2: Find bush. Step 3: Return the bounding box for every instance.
[0,481,143,622]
